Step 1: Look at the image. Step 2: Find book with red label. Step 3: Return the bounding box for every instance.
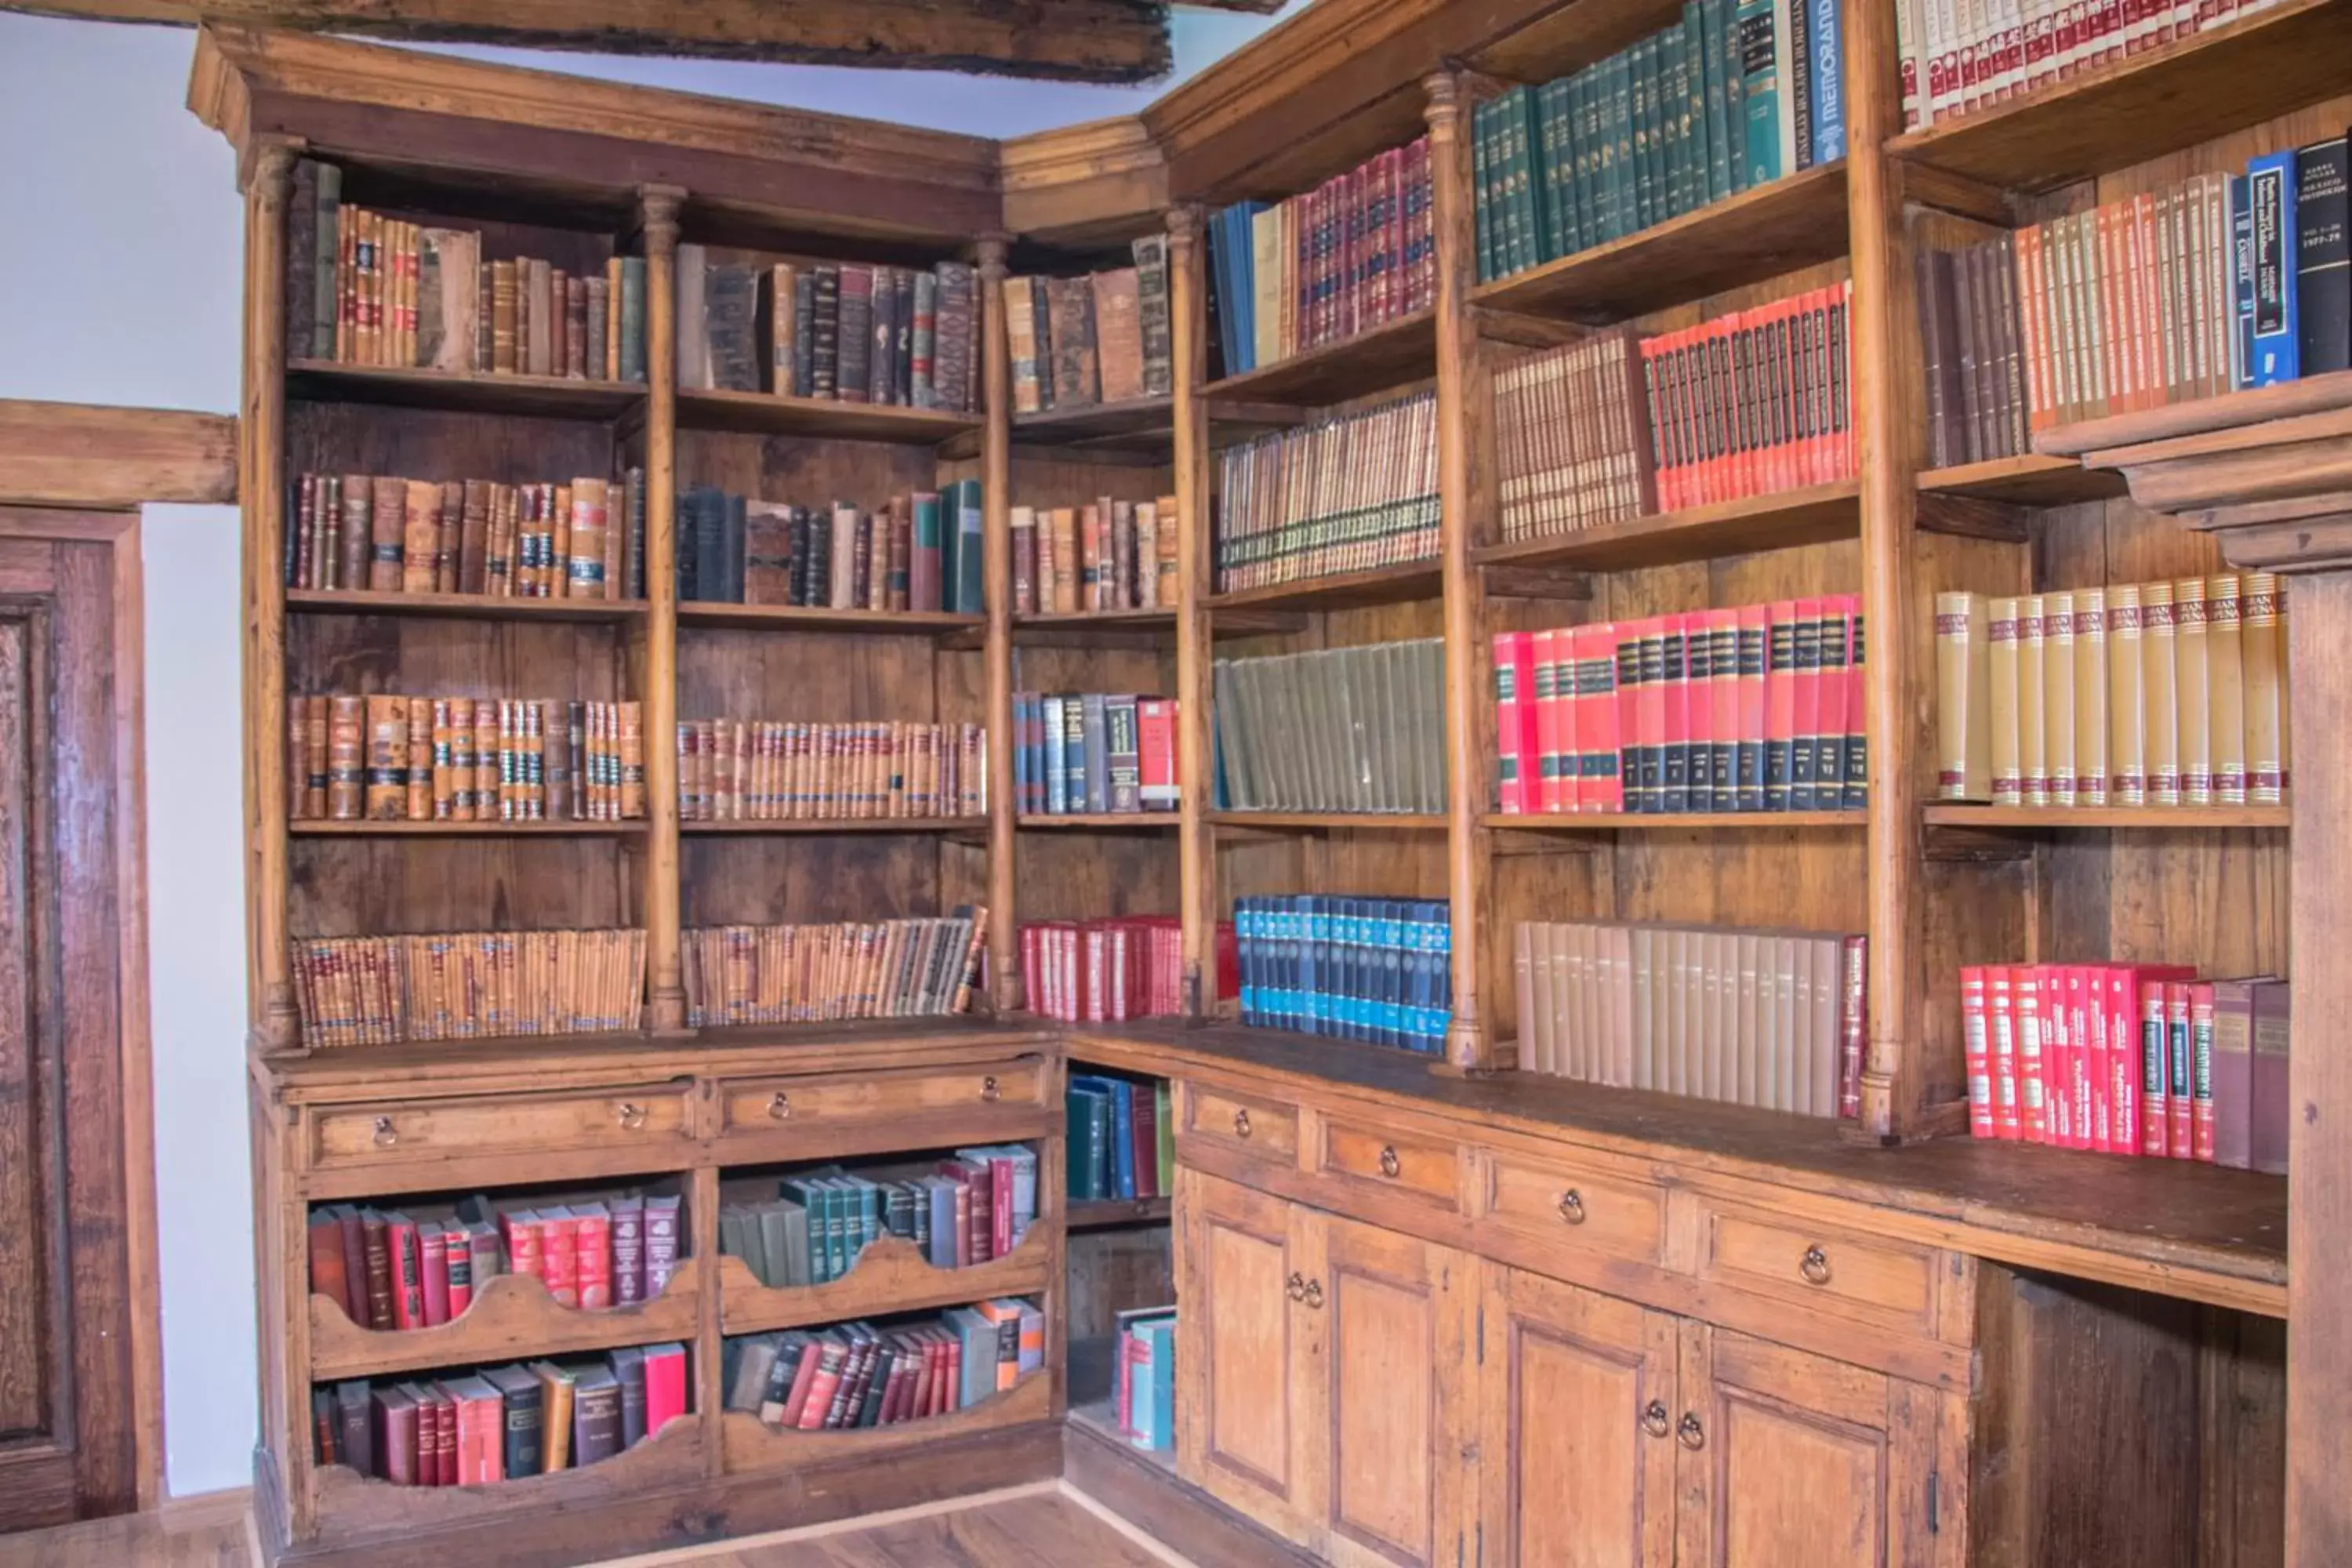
[1764,603,1798,811]
[441,1221,474,1319]
[2140,976,2172,1156]
[1788,598,1824,811]
[388,1216,426,1330]
[1494,631,1530,814]
[539,1208,581,1308]
[1659,615,1692,812]
[574,1203,614,1309]
[1136,699,1180,811]
[1573,623,1622,813]
[2015,967,2048,1143]
[1988,966,2021,1138]
[419,1226,451,1327]
[2165,982,2196,1158]
[1962,966,1994,1137]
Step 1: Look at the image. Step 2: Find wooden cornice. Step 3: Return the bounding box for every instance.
[0,401,237,509]
[998,116,1167,246]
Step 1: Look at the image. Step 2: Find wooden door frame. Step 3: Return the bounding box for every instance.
[2,397,238,1511]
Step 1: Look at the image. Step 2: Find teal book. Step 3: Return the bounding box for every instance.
[1704,0,1738,200]
[1537,78,1570,262]
[1472,96,1497,281]
[910,491,944,612]
[619,257,648,383]
[1610,52,1636,243]
[1629,37,1657,233]
[1661,24,1691,220]
[1571,67,1602,252]
[952,478,985,614]
[1737,0,1782,188]
[1511,87,1545,271]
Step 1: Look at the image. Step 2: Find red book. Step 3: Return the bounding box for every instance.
[373,1386,419,1486]
[991,1154,1018,1257]
[426,1387,457,1486]
[336,1210,371,1327]
[644,1342,689,1436]
[441,1221,473,1319]
[2081,964,2117,1152]
[387,1216,425,1330]
[1764,602,1798,810]
[2140,977,2172,1156]
[1528,629,1559,813]
[307,1216,353,1319]
[2053,965,2087,1150]
[1660,614,1692,811]
[1988,966,2022,1138]
[2165,982,2195,1157]
[2191,982,2218,1162]
[1545,630,1578,814]
[539,1208,581,1308]
[1681,612,1711,810]
[2016,967,2048,1143]
[2109,964,2194,1158]
[1841,593,1865,804]
[1494,631,1530,814]
[573,1203,613,1310]
[449,1379,501,1484]
[419,1225,451,1327]
[796,1342,847,1429]
[1574,623,1622,813]
[1132,1089,1160,1199]
[1136,698,1178,811]
[502,1210,543,1283]
[1613,621,1643,810]
[1962,966,1993,1137]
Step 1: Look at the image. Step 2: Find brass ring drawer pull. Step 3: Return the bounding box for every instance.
[981,1075,1000,1102]
[1377,1145,1401,1178]
[1287,1272,1306,1302]
[1641,1400,1670,1438]
[1558,1189,1586,1225]
[1301,1279,1323,1310]
[1678,1413,1705,1450]
[768,1091,792,1121]
[1233,1108,1251,1138]
[1800,1245,1831,1286]
[372,1115,397,1148]
[616,1102,648,1131]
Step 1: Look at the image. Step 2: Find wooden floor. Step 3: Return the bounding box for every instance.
[0,1485,1186,1568]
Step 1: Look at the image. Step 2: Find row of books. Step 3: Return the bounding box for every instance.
[1213,641,1446,815]
[1114,1306,1177,1453]
[1207,138,1437,379]
[676,720,987,822]
[1494,330,1657,542]
[675,249,981,412]
[720,1300,1043,1431]
[1958,965,2288,1171]
[1212,390,1439,592]
[292,928,648,1049]
[288,695,646,823]
[1024,920,1178,1025]
[678,913,987,1029]
[1494,599,1867,816]
[1004,250,1174,412]
[1473,0,1845,285]
[1514,920,1865,1119]
[1011,497,1178,615]
[1069,1073,1174,1202]
[311,1347,688,1485]
[675,481,985,613]
[717,1149,1038,1287]
[1014,692,1179,817]
[307,1191,686,1330]
[287,471,647,601]
[1642,281,1855,510]
[1934,576,2288,808]
[1897,0,2294,131]
[289,163,648,381]
[1234,895,1454,1056]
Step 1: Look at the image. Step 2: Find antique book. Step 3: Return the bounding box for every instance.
[837,266,875,403]
[2072,588,2108,808]
[1045,274,1099,407]
[2043,590,2075,807]
[2016,595,2047,807]
[1933,591,1991,801]
[673,243,712,390]
[1132,234,1174,395]
[2106,583,2146,804]
[705,262,761,392]
[2206,573,2248,804]
[2241,572,2285,804]
[1004,275,1047,414]
[1092,267,1146,404]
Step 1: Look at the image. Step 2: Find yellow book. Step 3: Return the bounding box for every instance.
[2071,588,2107,807]
[2019,594,2049,808]
[2143,579,2180,804]
[1933,592,1993,800]
[2242,572,2285,804]
[1989,597,2023,806]
[531,1359,575,1473]
[2045,590,2076,807]
[1251,205,1285,371]
[2107,583,2146,804]
[2205,574,2245,804]
[2174,576,2211,805]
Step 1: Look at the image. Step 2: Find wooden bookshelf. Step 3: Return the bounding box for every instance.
[1486,810,1867,833]
[1924,804,2293,831]
[1067,1196,1173,1230]
[1472,481,1863,573]
[1019,814,1181,829]
[1204,558,1445,613]
[1915,452,2129,506]
[1200,307,1437,407]
[285,358,647,419]
[289,819,652,837]
[285,586,653,623]
[675,601,983,636]
[674,386,982,443]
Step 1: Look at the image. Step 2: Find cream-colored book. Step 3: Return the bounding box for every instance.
[1933,591,1993,801]
[1251,206,1284,371]
[1773,936,1800,1114]
[2143,579,2180,804]
[1790,935,1815,1115]
[1541,922,1570,1080]
[1664,929,1690,1097]
[1606,927,1634,1090]
[1707,931,1733,1102]
[2205,573,2245,804]
[2019,595,2049,807]
[1989,597,2024,805]
[1809,937,1839,1119]
[2073,587,2108,808]
[2107,583,2147,804]
[2242,572,2285,804]
[1630,927,1656,1091]
[1734,932,1762,1109]
[1517,924,1548,1076]
[2045,591,2077,806]
[1570,922,1595,1083]
[2278,582,2292,794]
[2174,576,2211,804]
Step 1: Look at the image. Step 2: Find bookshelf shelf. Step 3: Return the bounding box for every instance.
[284,587,652,624]
[1012,606,1307,644]
[1011,394,1174,448]
[291,819,650,838]
[307,1259,706,1381]
[1205,558,1444,614]
[284,359,647,419]
[713,1233,1053,1337]
[1472,481,1862,575]
[680,817,991,836]
[1067,1196,1173,1231]
[1485,811,1867,833]
[673,387,981,444]
[1916,453,2129,506]
[1886,0,2352,190]
[1469,162,1851,325]
[1923,804,2292,830]
[1018,814,1181,830]
[1209,811,1450,832]
[676,601,985,637]
[1200,307,1437,408]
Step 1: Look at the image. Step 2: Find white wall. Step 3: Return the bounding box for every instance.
[0,3,1293,1500]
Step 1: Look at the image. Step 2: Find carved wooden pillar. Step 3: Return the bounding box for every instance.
[638,183,688,1033]
[1167,205,1218,1018]
[978,232,1019,1013]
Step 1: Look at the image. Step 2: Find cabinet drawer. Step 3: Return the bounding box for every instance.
[1315,1118,1459,1209]
[1181,1082,1299,1165]
[310,1087,691,1170]
[1477,1148,1665,1266]
[718,1058,1046,1136]
[1697,1201,1939,1334]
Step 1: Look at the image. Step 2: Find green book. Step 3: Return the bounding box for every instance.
[1496,90,1524,275]
[1737,0,1782,189]
[1702,0,1737,201]
[1610,52,1636,243]
[1472,96,1497,281]
[1628,37,1655,234]
[1511,86,1545,274]
[1537,78,1570,263]
[1676,9,1704,218]
[312,162,341,361]
[911,490,944,613]
[1572,66,1602,252]
[1154,1083,1174,1195]
[1067,1083,1108,1200]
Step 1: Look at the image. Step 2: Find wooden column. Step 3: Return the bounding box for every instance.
[639,183,688,1035]
[244,138,300,1054]
[1168,205,1218,1019]
[978,232,1019,1013]
[1425,72,1498,1075]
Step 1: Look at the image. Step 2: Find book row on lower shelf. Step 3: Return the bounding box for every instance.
[1235,895,1454,1056]
[720,1300,1044,1431]
[1011,497,1178,616]
[1515,920,1865,1119]
[288,470,647,601]
[1936,575,2288,808]
[1014,692,1179,817]
[1494,598,1866,817]
[718,1149,1039,1287]
[677,720,986,822]
[307,1189,685,1329]
[1114,1306,1176,1454]
[681,912,989,1029]
[1069,1073,1174,1203]
[1004,252,1174,412]
[675,481,985,614]
[293,928,648,1048]
[312,1346,688,1485]
[1213,639,1446,815]
[1212,390,1439,592]
[677,249,982,413]
[1021,918,1236,1025]
[288,695,646,823]
[1960,964,2289,1171]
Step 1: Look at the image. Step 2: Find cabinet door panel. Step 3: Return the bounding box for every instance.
[1479,1264,1678,1568]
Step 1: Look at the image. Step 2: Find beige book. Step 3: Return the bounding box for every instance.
[1683,927,1707,1102]
[2143,579,2180,804]
[1790,935,1816,1114]
[1541,922,1570,1079]
[2205,574,2245,804]
[1988,597,2024,805]
[1933,591,1993,801]
[1734,933,1761,1109]
[2241,572,2285,804]
[1772,935,1800,1114]
[527,257,554,377]
[1698,931,1725,1102]
[1251,207,1285,371]
[2278,583,2292,793]
[2045,591,2077,806]
[2072,588,2108,808]
[2107,583,2147,804]
[1568,923,1595,1083]
[1605,926,1634,1089]
[2174,576,2211,804]
[1657,929,1682,1096]
[1630,927,1656,1091]
[1809,938,1839,1118]
[2019,595,2049,807]
[1515,924,1543,1076]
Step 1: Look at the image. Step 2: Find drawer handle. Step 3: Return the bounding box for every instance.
[372,1115,397,1149]
[1640,1399,1671,1439]
[981,1075,1000,1102]
[1301,1278,1323,1311]
[1232,1108,1252,1139]
[1558,1189,1586,1225]
[1678,1413,1705,1450]
[616,1102,648,1131]
[768,1091,792,1121]
[1377,1145,1400,1178]
[1800,1245,1831,1286]
[1287,1271,1306,1302]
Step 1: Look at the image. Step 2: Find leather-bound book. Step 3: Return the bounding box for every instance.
[868,267,900,406]
[706,262,760,391]
[790,268,817,398]
[565,274,588,379]
[743,502,793,605]
[1132,234,1174,395]
[526,258,555,376]
[1046,274,1100,406]
[1004,274,1045,413]
[404,696,432,820]
[1094,267,1145,404]
[759,261,797,394]
[837,266,875,403]
[336,473,371,590]
[368,476,406,591]
[934,261,976,413]
[434,481,462,593]
[585,274,608,383]
[303,696,329,818]
[417,228,477,374]
[893,268,916,405]
[910,268,938,407]
[811,266,840,398]
[490,260,518,374]
[475,259,495,372]
[618,256,647,382]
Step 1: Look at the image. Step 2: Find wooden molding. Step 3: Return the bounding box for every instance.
[999,117,1168,245]
[0,401,236,509]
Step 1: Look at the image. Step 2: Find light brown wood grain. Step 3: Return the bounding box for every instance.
[0,401,236,509]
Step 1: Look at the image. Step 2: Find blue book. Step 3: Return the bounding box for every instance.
[2246,154,2300,386]
[2234,176,2257,392]
[1137,1317,1177,1450]
[1043,696,1066,815]
[1735,0,1781,188]
[953,478,985,613]
[1109,1080,1137,1199]
[1807,0,1843,164]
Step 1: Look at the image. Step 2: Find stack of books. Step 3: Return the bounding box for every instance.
[288,695,645,823]
[1213,390,1439,592]
[288,470,646,601]
[675,249,980,412]
[1069,1073,1174,1200]
[676,719,985,822]
[289,928,648,1048]
[1934,579,2288,808]
[1214,641,1446,815]
[718,1149,1038,1286]
[1474,0,1846,285]
[1234,895,1453,1055]
[1515,920,1867,1118]
[1004,247,1175,412]
[1115,1307,1177,1453]
[1011,497,1178,615]
[1640,281,1855,510]
[1959,964,2288,1171]
[675,481,983,614]
[680,912,988,1028]
[1494,331,1657,542]
[721,1299,1044,1429]
[1014,692,1178,816]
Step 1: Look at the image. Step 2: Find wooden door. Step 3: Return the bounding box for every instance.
[1674,1323,1937,1568]
[1478,1263,1678,1568]
[1294,1207,1472,1568]
[0,512,141,1529]
[1176,1167,1316,1545]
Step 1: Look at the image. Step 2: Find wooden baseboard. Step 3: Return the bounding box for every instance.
[1062,1408,1320,1568]
[158,1484,255,1532]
